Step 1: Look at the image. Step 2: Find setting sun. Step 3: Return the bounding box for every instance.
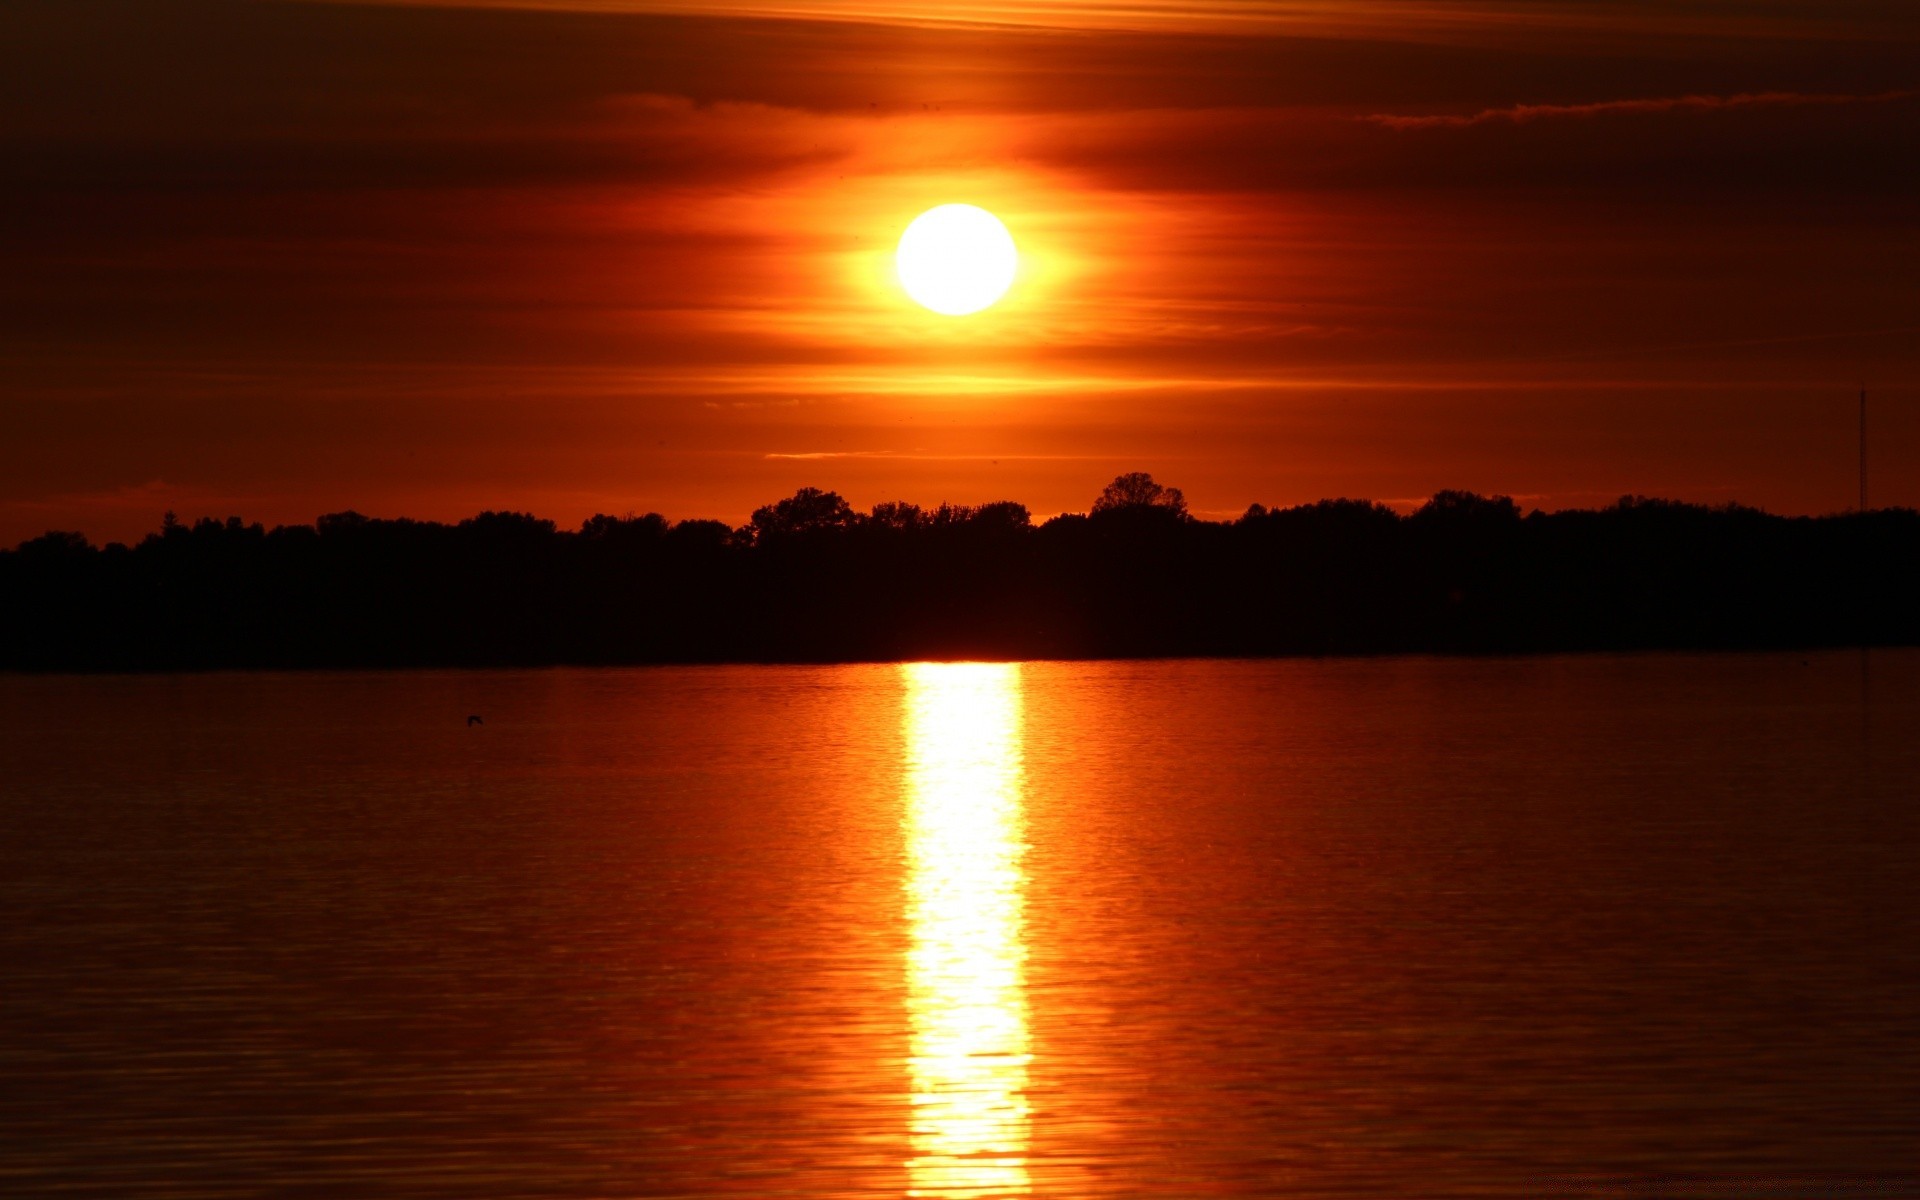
[896,204,1019,316]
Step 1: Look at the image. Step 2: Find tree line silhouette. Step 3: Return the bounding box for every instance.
[3,474,1915,669]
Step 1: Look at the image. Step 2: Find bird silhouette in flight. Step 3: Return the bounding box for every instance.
[467,715,483,726]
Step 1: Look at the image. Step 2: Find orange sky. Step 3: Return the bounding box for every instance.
[3,0,1918,543]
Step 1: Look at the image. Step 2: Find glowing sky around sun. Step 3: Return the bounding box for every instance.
[1,0,1916,542]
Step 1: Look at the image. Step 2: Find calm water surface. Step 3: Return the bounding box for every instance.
[3,653,1918,1197]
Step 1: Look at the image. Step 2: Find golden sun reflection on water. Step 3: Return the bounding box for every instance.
[901,662,1032,1199]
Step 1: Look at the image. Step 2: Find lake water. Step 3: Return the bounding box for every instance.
[3,653,1918,1198]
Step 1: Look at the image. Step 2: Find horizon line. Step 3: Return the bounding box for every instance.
[12,484,1913,553]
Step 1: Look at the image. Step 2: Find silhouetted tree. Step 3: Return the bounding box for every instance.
[1092,472,1187,517]
[15,531,92,560]
[670,518,732,547]
[868,501,926,531]
[317,510,371,537]
[971,501,1032,530]
[750,487,856,541]
[581,512,670,542]
[460,511,555,538]
[1,486,1915,669]
[1413,490,1520,526]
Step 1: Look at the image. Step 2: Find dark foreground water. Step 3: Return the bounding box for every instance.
[3,653,1917,1198]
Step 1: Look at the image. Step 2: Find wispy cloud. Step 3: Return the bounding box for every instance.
[331,0,1907,43]
[6,480,255,515]
[1366,88,1917,130]
[761,451,1113,461]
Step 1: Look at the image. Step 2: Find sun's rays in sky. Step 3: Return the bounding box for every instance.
[2,0,1916,541]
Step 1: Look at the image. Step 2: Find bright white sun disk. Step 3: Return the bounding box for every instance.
[896,204,1018,316]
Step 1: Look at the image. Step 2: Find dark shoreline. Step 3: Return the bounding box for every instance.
[6,486,1916,672]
